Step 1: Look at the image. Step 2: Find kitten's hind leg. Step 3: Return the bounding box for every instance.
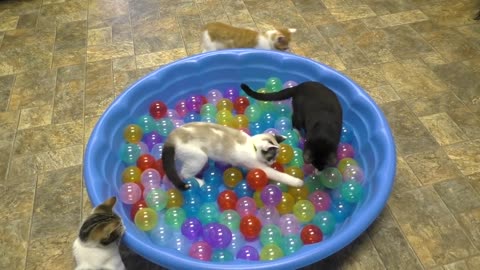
[178,149,208,187]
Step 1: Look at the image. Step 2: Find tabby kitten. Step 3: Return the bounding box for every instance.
[162,122,304,190]
[201,22,296,52]
[73,197,125,270]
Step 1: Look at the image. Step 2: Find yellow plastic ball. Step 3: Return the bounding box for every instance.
[122,166,142,183]
[284,166,304,180]
[166,188,184,208]
[232,114,249,129]
[134,207,158,231]
[287,186,309,202]
[253,190,264,208]
[123,124,143,144]
[276,192,295,215]
[276,144,294,164]
[223,167,243,188]
[216,98,234,112]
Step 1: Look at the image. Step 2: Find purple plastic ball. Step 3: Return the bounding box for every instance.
[223,87,240,102]
[166,109,180,119]
[181,217,203,241]
[278,214,301,235]
[171,119,184,128]
[264,128,280,136]
[343,165,365,183]
[138,142,149,154]
[283,80,298,88]
[257,206,280,225]
[143,131,163,150]
[206,89,223,105]
[337,143,355,160]
[260,184,282,206]
[202,223,233,249]
[185,95,203,113]
[236,245,259,261]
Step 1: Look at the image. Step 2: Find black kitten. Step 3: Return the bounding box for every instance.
[240,81,342,171]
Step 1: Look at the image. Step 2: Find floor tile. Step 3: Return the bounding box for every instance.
[406,91,465,117]
[419,113,468,146]
[444,139,480,176]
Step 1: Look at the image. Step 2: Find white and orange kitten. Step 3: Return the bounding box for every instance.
[201,22,296,52]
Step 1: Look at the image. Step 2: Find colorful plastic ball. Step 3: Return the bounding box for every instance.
[301,224,323,244]
[330,198,354,222]
[343,165,365,183]
[244,104,263,122]
[274,117,292,133]
[212,249,234,262]
[120,143,142,165]
[283,80,298,88]
[284,166,304,180]
[234,181,253,198]
[123,124,143,144]
[269,179,288,192]
[156,118,174,137]
[189,241,213,261]
[149,101,167,119]
[166,109,179,119]
[145,188,168,211]
[264,128,280,136]
[119,182,141,204]
[265,77,283,91]
[198,202,220,224]
[239,215,262,241]
[233,96,250,114]
[219,210,241,231]
[142,182,160,199]
[261,112,276,129]
[136,154,156,171]
[293,200,316,223]
[275,104,292,117]
[183,193,201,217]
[304,174,323,192]
[134,207,158,231]
[184,177,201,193]
[340,180,364,203]
[223,167,243,188]
[169,232,192,254]
[175,100,189,118]
[216,190,236,211]
[200,183,219,202]
[309,190,332,212]
[140,168,161,187]
[303,163,315,176]
[287,185,309,201]
[223,87,240,102]
[277,192,295,215]
[276,143,294,164]
[143,132,162,151]
[206,89,223,105]
[165,207,187,229]
[260,184,282,207]
[340,124,354,143]
[277,214,301,235]
[184,112,201,123]
[181,217,203,241]
[289,148,304,167]
[260,224,282,246]
[122,166,141,183]
[166,188,183,208]
[249,121,266,135]
[139,142,150,154]
[185,95,203,113]
[203,166,222,186]
[150,143,164,159]
[312,211,336,236]
[136,115,156,133]
[232,114,249,129]
[154,159,165,177]
[337,158,359,174]
[130,200,148,220]
[200,103,217,117]
[236,197,257,217]
[319,167,343,189]
[337,143,355,160]
[150,222,173,246]
[282,235,303,255]
[216,98,234,112]
[246,169,268,191]
[203,223,233,249]
[257,205,279,225]
[201,114,216,123]
[236,245,259,261]
[253,190,264,208]
[260,244,284,260]
[282,130,300,146]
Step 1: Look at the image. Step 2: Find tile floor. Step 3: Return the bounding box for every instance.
[1,0,479,269]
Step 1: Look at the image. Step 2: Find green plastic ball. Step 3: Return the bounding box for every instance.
[197,202,220,224]
[200,103,217,117]
[218,210,241,231]
[244,104,263,122]
[269,180,289,192]
[211,249,234,262]
[340,180,364,203]
[292,200,315,223]
[260,244,284,260]
[312,211,336,236]
[145,188,168,211]
[265,77,283,91]
[281,235,303,255]
[165,207,187,229]
[319,167,343,189]
[120,143,142,165]
[304,174,324,193]
[136,114,156,133]
[260,224,283,246]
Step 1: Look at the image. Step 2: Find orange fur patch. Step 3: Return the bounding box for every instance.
[204,22,259,48]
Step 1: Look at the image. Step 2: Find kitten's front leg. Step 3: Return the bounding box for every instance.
[262,166,304,187]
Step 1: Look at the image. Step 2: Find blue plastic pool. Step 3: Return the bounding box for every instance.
[84,49,396,269]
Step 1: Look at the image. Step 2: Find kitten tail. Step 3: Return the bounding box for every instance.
[240,83,297,101]
[161,143,191,191]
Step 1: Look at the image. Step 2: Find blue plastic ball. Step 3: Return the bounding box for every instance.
[234,181,254,197]
[249,121,266,135]
[183,112,201,123]
[203,167,223,186]
[200,184,219,202]
[330,198,355,222]
[261,112,276,129]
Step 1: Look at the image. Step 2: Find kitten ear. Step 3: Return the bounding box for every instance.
[303,147,313,164]
[288,28,297,33]
[93,196,116,214]
[274,134,286,144]
[103,196,117,209]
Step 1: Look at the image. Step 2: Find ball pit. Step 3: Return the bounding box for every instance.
[84,49,396,269]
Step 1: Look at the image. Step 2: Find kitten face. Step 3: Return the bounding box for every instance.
[304,138,337,171]
[267,28,297,51]
[252,133,286,165]
[79,197,124,246]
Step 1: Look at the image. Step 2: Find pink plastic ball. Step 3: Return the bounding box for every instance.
[303,164,316,176]
[236,197,257,217]
[343,165,365,183]
[283,80,298,88]
[166,109,180,119]
[189,241,213,261]
[119,182,142,204]
[206,89,223,105]
[175,100,189,118]
[142,182,160,199]
[162,176,175,190]
[138,142,149,154]
[337,143,355,160]
[277,214,301,235]
[308,191,332,212]
[141,168,162,187]
[258,206,280,225]
[172,119,184,128]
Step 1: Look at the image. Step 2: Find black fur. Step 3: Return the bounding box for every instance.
[161,143,191,191]
[79,213,121,245]
[240,81,342,171]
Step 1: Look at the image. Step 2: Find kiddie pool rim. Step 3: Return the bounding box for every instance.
[84,49,396,270]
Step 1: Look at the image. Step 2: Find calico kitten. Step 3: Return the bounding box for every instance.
[162,122,304,190]
[240,82,343,172]
[73,197,125,270]
[201,22,296,52]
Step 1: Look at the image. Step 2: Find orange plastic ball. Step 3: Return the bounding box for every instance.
[216,98,234,111]
[122,166,141,183]
[123,124,143,144]
[276,144,294,164]
[287,186,309,202]
[246,168,269,191]
[276,192,295,215]
[284,166,304,179]
[223,167,243,188]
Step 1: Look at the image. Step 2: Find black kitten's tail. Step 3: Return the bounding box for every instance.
[161,143,190,191]
[240,83,297,101]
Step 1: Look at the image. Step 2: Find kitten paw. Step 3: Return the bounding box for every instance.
[289,178,304,187]
[195,177,205,187]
